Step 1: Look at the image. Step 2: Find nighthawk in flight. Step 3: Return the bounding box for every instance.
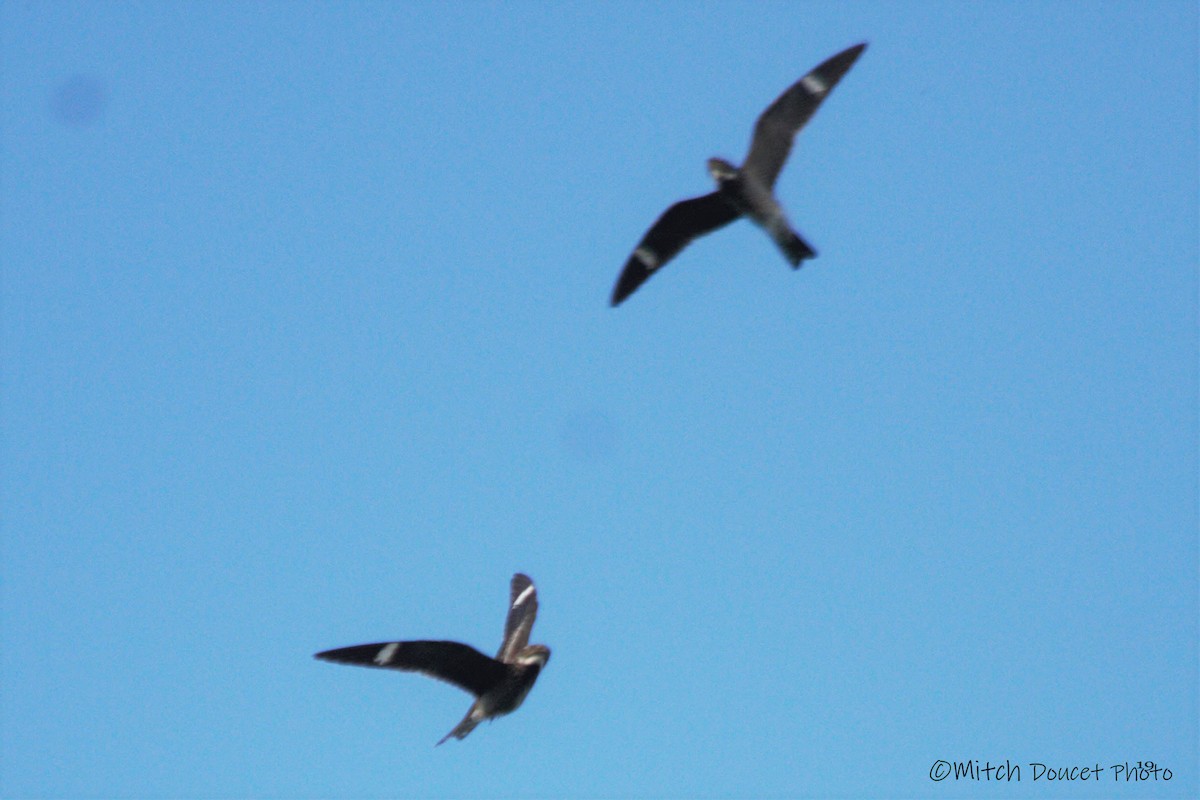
[315,573,550,746]
[611,42,867,306]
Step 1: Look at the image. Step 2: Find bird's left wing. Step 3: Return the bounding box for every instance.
[611,192,740,306]
[315,640,507,698]
[743,42,866,188]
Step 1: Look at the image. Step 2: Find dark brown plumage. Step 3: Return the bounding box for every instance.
[611,43,866,306]
[315,573,549,746]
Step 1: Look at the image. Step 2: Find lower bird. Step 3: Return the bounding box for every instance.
[611,42,867,306]
[315,573,550,746]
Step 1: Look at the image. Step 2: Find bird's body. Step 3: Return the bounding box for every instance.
[611,42,866,306]
[315,574,549,746]
[708,157,816,266]
[437,643,549,744]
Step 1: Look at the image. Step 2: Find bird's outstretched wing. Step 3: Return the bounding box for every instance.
[315,640,507,698]
[497,573,538,663]
[611,192,740,306]
[743,42,866,188]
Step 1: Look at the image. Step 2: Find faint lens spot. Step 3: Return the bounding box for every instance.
[560,409,619,462]
[50,75,107,127]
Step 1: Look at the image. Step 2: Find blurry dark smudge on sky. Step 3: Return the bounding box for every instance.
[50,74,108,128]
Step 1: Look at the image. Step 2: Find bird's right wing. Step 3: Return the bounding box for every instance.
[743,42,866,188]
[497,573,539,662]
[611,192,740,306]
[315,640,507,698]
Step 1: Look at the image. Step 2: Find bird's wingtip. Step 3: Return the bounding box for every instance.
[831,42,867,64]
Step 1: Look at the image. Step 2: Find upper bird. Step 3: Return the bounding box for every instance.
[610,42,867,306]
[315,573,550,746]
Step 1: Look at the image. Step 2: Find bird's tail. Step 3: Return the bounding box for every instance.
[773,224,817,268]
[436,709,481,747]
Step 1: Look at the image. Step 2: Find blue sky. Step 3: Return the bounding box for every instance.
[2,2,1197,797]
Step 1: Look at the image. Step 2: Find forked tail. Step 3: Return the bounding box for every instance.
[436,711,481,746]
[774,224,817,268]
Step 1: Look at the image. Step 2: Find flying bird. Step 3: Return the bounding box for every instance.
[315,573,550,746]
[610,42,867,306]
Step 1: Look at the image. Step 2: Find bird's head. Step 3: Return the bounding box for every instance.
[707,157,738,184]
[515,644,551,668]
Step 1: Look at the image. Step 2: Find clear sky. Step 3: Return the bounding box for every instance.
[2,2,1197,798]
